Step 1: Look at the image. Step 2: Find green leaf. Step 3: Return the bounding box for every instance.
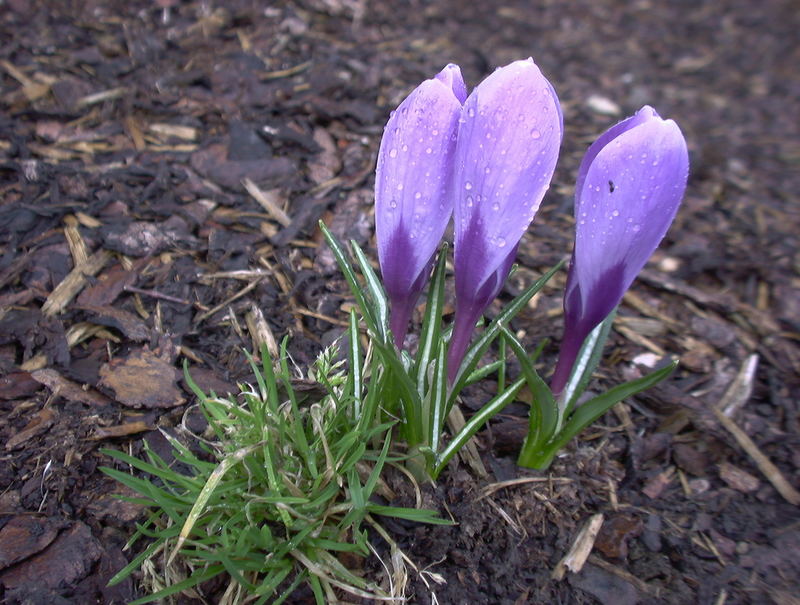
[433,376,526,478]
[464,359,504,386]
[366,504,453,525]
[427,340,449,459]
[345,309,363,419]
[498,327,558,461]
[415,246,447,394]
[371,338,423,445]
[523,360,678,469]
[350,239,390,343]
[319,221,377,336]
[448,260,563,410]
[559,307,617,425]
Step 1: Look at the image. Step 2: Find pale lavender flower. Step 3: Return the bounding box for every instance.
[448,59,563,380]
[375,64,466,345]
[550,106,689,394]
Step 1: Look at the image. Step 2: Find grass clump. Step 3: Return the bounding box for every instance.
[102,329,448,605]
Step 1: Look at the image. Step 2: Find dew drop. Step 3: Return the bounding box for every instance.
[467,107,476,117]
[612,209,620,217]
[401,144,408,152]
[632,224,641,232]
[414,191,422,199]
[466,195,474,207]
[389,200,397,209]
[432,129,439,136]
[425,147,432,154]
[388,148,398,158]
[491,202,500,211]
[530,129,541,139]
[497,237,506,248]
[484,166,491,174]
[397,183,404,191]
[465,181,473,190]
[652,159,659,166]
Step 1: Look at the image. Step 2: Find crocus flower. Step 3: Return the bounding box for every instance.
[448,59,563,381]
[375,64,467,345]
[550,106,689,395]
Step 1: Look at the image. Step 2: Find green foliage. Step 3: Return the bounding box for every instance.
[101,334,447,605]
[320,221,678,477]
[320,221,563,479]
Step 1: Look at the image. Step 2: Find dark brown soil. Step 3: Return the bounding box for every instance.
[1,1,798,604]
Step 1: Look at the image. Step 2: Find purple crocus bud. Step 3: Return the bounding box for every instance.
[375,64,466,345]
[550,106,689,395]
[448,58,563,381]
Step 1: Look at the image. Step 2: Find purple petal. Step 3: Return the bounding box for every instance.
[552,107,689,394]
[375,65,465,344]
[449,58,562,378]
[436,63,468,104]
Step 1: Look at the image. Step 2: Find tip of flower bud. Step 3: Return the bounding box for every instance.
[435,64,467,105]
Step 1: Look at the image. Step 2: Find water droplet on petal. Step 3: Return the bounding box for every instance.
[497,237,506,248]
[389,200,397,209]
[467,107,475,117]
[414,191,422,199]
[388,148,398,158]
[466,195,474,207]
[432,129,439,136]
[530,129,541,139]
[425,147,432,154]
[397,183,403,191]
[491,202,500,211]
[632,224,641,232]
[465,181,473,190]
[612,209,620,217]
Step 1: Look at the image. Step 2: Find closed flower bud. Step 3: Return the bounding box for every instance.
[551,105,689,394]
[448,59,563,380]
[375,64,466,346]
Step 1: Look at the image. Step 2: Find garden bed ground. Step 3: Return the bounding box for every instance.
[1,1,798,603]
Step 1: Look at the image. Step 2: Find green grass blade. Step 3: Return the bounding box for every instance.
[127,564,225,605]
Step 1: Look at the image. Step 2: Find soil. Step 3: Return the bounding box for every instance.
[1,1,799,604]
